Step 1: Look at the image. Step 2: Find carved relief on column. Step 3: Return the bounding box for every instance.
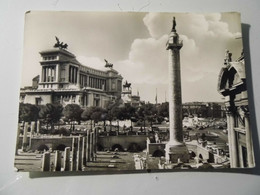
[241,105,255,167]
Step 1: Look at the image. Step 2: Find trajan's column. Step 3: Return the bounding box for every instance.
[165,17,189,163]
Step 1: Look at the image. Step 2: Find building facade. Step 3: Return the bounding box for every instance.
[20,47,123,108]
[218,50,255,168]
[182,102,225,118]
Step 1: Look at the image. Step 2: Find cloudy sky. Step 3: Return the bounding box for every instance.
[21,11,243,103]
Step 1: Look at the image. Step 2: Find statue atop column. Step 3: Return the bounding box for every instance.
[54,36,68,49]
[172,17,176,32]
[104,59,113,68]
[224,49,232,65]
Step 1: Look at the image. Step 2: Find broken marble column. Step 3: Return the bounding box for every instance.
[76,136,83,171]
[89,132,93,161]
[36,120,41,134]
[41,152,51,171]
[86,130,90,162]
[93,129,96,153]
[54,150,62,171]
[82,137,86,166]
[95,128,99,152]
[92,132,95,160]
[29,121,35,149]
[71,137,78,171]
[22,122,29,152]
[30,121,35,135]
[63,147,70,171]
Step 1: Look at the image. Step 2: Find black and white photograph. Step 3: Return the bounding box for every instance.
[15,11,255,172]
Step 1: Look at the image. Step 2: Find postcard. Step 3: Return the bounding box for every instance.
[15,11,255,172]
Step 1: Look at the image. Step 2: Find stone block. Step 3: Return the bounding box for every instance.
[165,143,189,163]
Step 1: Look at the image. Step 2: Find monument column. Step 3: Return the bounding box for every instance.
[242,106,255,167]
[229,111,238,167]
[56,64,60,82]
[165,17,189,163]
[225,110,234,166]
[77,68,80,87]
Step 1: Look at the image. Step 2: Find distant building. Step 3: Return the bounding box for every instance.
[182,102,225,118]
[218,49,255,168]
[20,44,123,108]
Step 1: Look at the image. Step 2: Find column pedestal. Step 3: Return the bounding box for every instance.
[165,142,189,163]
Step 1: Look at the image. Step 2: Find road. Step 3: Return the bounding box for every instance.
[190,127,228,143]
[186,128,228,143]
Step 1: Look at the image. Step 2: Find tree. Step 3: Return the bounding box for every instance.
[137,103,157,130]
[19,103,40,122]
[144,103,157,129]
[111,106,123,131]
[63,104,83,130]
[81,107,95,130]
[81,106,107,130]
[91,107,107,126]
[157,102,169,118]
[105,107,116,131]
[105,99,123,131]
[116,104,136,130]
[39,103,63,131]
[136,105,146,130]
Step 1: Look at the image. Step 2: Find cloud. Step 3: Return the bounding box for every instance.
[75,13,242,103]
[123,12,242,102]
[143,13,241,40]
[143,12,165,39]
[115,35,169,84]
